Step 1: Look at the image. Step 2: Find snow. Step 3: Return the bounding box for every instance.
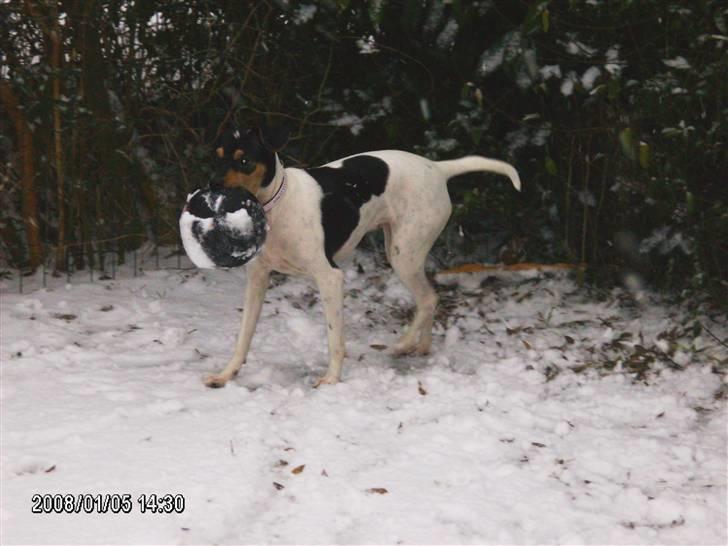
[605,46,623,77]
[581,66,602,90]
[330,114,365,135]
[477,32,521,77]
[225,208,253,237]
[561,72,577,96]
[564,39,598,57]
[663,56,691,70]
[639,226,693,255]
[1,252,726,545]
[292,4,316,25]
[540,64,562,81]
[356,35,379,55]
[435,19,459,50]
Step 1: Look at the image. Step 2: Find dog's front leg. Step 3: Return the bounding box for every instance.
[204,260,271,388]
[312,267,345,387]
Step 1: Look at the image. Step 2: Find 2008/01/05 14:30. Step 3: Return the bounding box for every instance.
[31,493,185,514]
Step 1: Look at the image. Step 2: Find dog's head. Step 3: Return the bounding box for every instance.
[214,125,289,195]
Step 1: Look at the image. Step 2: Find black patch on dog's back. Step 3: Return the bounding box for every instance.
[306,155,389,267]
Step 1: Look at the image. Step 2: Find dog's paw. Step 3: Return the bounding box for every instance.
[204,375,229,388]
[390,344,417,357]
[391,338,431,357]
[313,374,340,388]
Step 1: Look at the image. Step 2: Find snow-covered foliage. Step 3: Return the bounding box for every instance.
[1,0,725,305]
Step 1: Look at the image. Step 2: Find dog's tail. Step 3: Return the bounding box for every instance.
[436,156,521,191]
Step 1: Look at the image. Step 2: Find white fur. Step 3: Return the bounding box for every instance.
[204,150,521,388]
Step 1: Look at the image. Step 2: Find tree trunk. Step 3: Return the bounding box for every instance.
[0,81,43,270]
[50,1,66,272]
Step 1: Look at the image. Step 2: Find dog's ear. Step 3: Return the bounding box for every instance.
[257,124,289,152]
[214,127,241,158]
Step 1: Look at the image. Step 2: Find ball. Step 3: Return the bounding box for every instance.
[179,187,267,268]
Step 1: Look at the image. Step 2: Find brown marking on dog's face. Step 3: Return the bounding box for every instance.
[214,126,287,193]
[223,162,267,194]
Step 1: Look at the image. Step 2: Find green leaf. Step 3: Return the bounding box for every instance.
[542,8,550,33]
[523,1,549,35]
[368,0,384,26]
[545,156,557,175]
[638,141,650,169]
[619,128,636,161]
[686,191,696,215]
[607,79,620,101]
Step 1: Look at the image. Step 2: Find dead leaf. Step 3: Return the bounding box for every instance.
[366,488,388,495]
[321,469,328,477]
[531,442,546,448]
[522,339,532,350]
[100,305,114,312]
[291,464,305,475]
[370,344,387,351]
[418,381,427,395]
[283,447,295,452]
[44,465,56,473]
[194,348,208,359]
[51,313,76,321]
[273,482,285,490]
[275,459,288,467]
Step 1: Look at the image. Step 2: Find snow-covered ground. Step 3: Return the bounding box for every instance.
[1,252,726,545]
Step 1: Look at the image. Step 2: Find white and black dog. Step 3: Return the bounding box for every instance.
[204,126,521,388]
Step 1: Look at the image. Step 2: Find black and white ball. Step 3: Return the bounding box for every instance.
[180,187,267,268]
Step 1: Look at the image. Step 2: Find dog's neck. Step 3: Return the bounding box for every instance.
[258,154,285,209]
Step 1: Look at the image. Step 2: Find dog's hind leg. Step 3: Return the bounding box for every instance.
[390,261,438,356]
[205,260,271,388]
[312,266,345,387]
[386,212,449,357]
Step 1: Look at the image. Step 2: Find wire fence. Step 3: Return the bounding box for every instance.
[5,236,191,295]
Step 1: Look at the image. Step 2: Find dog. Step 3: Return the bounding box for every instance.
[204,126,521,388]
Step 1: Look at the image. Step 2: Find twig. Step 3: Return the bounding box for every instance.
[701,323,728,350]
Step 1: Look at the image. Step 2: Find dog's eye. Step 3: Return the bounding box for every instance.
[239,157,256,174]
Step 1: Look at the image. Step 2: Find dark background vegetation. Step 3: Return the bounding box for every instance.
[1,0,726,302]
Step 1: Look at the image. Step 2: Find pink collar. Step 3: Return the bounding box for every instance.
[262,173,287,213]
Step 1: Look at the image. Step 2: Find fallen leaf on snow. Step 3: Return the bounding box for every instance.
[291,464,305,475]
[366,488,388,495]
